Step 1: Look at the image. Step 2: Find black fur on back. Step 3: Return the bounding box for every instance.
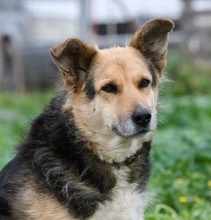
[0,90,151,219]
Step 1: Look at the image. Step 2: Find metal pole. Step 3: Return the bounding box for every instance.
[79,0,90,42]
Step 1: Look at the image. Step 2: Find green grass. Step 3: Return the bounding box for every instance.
[0,91,53,167]
[1,50,211,220]
[0,91,210,219]
[165,49,211,96]
[145,95,211,220]
[144,50,211,219]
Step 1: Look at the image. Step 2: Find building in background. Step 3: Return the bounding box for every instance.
[181,0,211,64]
[0,0,80,91]
[90,0,183,47]
[0,0,210,91]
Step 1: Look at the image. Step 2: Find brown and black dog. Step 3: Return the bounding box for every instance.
[0,18,174,220]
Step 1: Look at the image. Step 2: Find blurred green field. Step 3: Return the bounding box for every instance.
[0,51,211,219]
[0,91,53,167]
[146,95,211,219]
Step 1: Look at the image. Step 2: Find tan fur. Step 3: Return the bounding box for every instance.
[63,46,157,163]
[50,19,173,219]
[48,18,175,220]
[14,183,73,220]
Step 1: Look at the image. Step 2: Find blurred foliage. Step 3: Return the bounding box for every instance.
[144,54,211,219]
[165,49,211,96]
[145,95,211,220]
[0,53,211,219]
[0,91,53,167]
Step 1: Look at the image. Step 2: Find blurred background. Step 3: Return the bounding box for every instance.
[0,0,210,219]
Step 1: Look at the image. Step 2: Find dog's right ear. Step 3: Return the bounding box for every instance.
[50,38,96,85]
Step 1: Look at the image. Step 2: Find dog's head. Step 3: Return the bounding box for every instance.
[50,18,174,162]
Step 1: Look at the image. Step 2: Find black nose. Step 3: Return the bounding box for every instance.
[131,107,151,126]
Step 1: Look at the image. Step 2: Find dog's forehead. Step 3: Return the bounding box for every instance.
[98,46,145,65]
[93,46,150,76]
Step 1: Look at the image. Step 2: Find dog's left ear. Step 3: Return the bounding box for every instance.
[50,38,96,85]
[129,18,174,76]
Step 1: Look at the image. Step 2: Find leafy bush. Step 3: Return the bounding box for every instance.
[145,95,211,220]
[165,50,211,96]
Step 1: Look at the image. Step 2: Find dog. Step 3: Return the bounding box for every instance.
[0,18,174,220]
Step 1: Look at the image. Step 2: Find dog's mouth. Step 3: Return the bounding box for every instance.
[112,125,151,138]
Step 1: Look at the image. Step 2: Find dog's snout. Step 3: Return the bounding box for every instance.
[131,107,151,126]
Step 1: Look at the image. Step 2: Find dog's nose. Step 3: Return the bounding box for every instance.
[131,107,151,126]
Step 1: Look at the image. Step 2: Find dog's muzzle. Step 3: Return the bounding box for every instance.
[112,106,154,138]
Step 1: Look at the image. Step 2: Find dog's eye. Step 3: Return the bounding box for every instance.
[139,79,150,88]
[102,83,117,93]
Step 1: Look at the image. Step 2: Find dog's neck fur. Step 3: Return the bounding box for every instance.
[87,131,153,164]
[112,146,148,168]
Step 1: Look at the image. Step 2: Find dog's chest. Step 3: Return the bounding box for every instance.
[91,166,145,220]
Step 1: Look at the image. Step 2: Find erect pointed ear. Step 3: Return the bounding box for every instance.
[129,18,174,76]
[50,38,96,85]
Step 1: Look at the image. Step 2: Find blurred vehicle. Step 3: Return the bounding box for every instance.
[0,0,80,90]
